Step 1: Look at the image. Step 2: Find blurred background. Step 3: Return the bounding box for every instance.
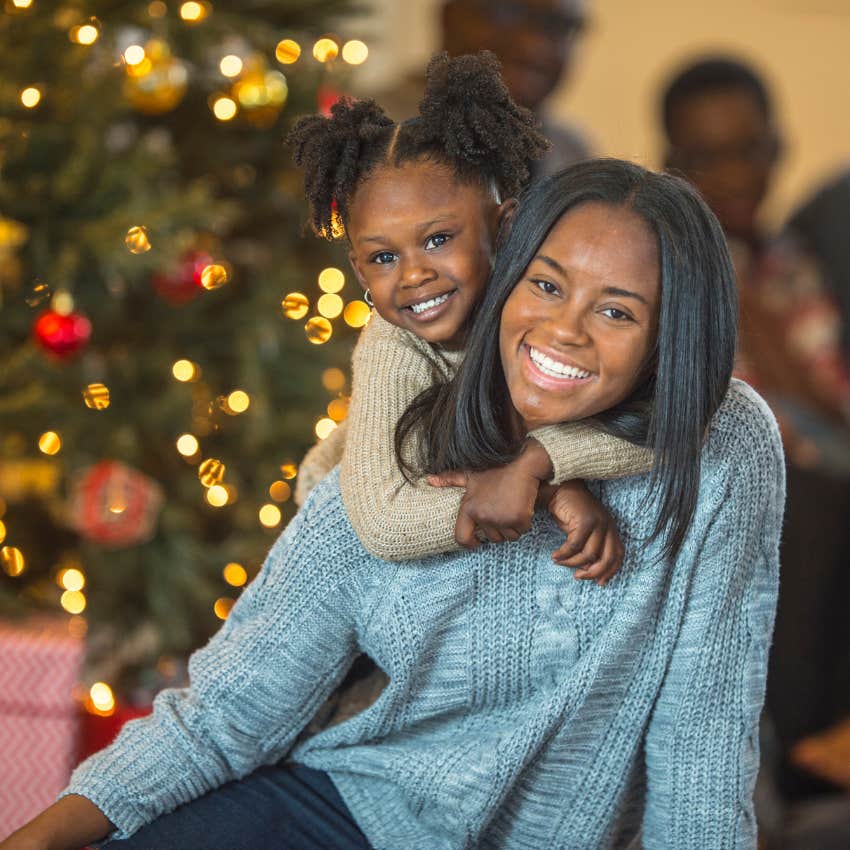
[1,0,848,846]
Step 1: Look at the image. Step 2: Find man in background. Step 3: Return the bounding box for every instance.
[374,0,591,173]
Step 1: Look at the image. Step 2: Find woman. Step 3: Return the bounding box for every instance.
[2,160,783,850]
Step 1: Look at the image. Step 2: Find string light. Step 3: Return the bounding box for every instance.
[70,23,100,45]
[87,682,115,715]
[124,225,151,254]
[20,87,41,108]
[148,1,167,17]
[259,504,281,528]
[1,546,24,577]
[212,96,237,121]
[315,418,337,440]
[59,568,85,591]
[123,44,146,66]
[172,359,200,382]
[214,597,235,619]
[275,39,301,65]
[269,480,291,502]
[223,562,247,586]
[342,40,368,65]
[83,383,110,410]
[219,55,243,77]
[327,398,349,422]
[305,316,332,344]
[38,431,61,455]
[318,267,345,293]
[343,300,371,328]
[11,0,34,8]
[226,390,250,413]
[176,434,200,457]
[281,292,309,320]
[321,367,346,392]
[60,589,86,614]
[205,484,228,507]
[317,293,343,319]
[179,1,208,22]
[0,521,5,545]
[313,38,339,63]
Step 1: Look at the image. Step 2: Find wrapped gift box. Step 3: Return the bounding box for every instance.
[0,617,84,837]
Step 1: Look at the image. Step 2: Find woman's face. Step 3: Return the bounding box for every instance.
[499,201,661,431]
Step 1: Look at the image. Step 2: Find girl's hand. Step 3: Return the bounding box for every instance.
[547,480,624,585]
[428,439,555,549]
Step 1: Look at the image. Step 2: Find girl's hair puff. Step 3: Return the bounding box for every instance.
[288,51,549,240]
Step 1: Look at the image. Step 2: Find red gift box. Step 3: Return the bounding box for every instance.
[0,618,84,838]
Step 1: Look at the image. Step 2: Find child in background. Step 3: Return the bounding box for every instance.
[291,52,651,581]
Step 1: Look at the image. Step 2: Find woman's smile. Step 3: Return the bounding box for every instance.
[500,201,661,431]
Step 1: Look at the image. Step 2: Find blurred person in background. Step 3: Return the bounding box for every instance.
[373,0,591,173]
[660,56,850,850]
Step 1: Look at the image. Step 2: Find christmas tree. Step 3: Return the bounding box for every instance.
[0,0,371,701]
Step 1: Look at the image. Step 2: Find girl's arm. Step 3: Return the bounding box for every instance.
[642,393,784,849]
[339,315,466,560]
[294,417,349,506]
[6,481,372,848]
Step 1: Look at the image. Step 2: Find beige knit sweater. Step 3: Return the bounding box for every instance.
[295,312,652,560]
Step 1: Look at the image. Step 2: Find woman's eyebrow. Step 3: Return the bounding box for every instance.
[534,255,649,305]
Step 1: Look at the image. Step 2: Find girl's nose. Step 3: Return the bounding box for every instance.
[399,256,436,288]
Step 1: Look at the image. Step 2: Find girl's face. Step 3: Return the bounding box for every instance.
[499,202,661,431]
[347,161,511,350]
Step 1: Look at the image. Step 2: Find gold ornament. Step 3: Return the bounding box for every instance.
[279,463,297,480]
[83,383,110,410]
[124,225,151,254]
[305,316,332,344]
[230,54,288,128]
[1,546,25,577]
[124,40,188,115]
[200,263,228,290]
[198,457,225,487]
[281,292,309,319]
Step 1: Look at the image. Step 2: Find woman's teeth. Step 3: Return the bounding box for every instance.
[529,347,591,380]
[409,293,450,314]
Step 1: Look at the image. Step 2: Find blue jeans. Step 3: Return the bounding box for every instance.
[102,762,372,850]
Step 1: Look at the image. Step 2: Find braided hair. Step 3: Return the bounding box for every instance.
[288,51,549,240]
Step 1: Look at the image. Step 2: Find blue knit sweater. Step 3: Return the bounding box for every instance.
[65,380,784,849]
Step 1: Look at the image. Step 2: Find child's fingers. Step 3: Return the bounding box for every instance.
[550,522,593,562]
[427,471,468,488]
[556,527,605,568]
[588,533,624,586]
[454,511,480,549]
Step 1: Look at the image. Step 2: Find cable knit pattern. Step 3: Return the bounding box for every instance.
[299,312,652,559]
[65,380,783,850]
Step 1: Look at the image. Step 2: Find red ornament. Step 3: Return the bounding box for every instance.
[317,85,344,117]
[33,310,92,359]
[151,251,212,305]
[70,460,164,548]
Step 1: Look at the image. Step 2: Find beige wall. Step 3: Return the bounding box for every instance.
[352,0,850,227]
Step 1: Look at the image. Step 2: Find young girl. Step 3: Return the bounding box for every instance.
[290,52,651,580]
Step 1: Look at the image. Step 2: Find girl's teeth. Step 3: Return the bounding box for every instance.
[410,293,450,314]
[529,347,591,380]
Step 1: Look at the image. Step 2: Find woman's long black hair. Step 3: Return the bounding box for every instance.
[396,158,738,560]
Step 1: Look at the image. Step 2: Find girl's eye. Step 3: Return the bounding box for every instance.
[425,233,451,250]
[601,307,633,322]
[372,251,397,265]
[532,279,559,295]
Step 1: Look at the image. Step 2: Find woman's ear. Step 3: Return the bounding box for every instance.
[495,198,518,250]
[348,250,368,291]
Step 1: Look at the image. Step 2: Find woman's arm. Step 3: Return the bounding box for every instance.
[340,315,465,560]
[294,417,349,506]
[642,394,785,849]
[5,481,371,848]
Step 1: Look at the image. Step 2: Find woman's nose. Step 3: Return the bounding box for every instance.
[548,303,590,345]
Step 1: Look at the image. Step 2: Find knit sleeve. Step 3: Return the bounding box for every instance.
[340,315,464,561]
[61,475,374,842]
[294,417,348,506]
[530,422,652,483]
[642,390,785,849]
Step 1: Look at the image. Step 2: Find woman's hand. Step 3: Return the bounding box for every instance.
[427,439,554,548]
[547,480,624,585]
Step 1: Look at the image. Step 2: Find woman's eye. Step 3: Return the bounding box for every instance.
[372,251,396,265]
[425,233,450,250]
[532,279,559,295]
[601,307,633,321]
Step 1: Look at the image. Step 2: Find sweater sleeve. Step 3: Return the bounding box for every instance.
[61,477,374,842]
[294,417,349,506]
[340,316,464,561]
[530,422,652,483]
[642,393,785,849]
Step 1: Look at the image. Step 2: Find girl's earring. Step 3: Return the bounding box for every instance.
[364,289,374,308]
